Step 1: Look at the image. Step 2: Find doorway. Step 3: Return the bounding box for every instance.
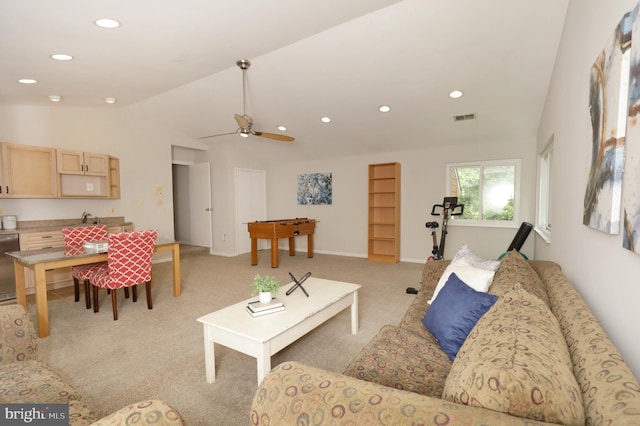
[172,162,212,248]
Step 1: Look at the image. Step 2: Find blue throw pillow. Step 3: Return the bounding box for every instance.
[422,272,498,361]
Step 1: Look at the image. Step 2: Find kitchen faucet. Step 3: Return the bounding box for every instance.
[81,211,91,224]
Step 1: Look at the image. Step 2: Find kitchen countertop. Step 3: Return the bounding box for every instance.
[0,217,132,235]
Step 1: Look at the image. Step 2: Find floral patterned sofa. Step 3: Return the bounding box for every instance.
[250,250,640,425]
[0,304,185,425]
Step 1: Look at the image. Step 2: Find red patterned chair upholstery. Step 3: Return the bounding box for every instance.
[61,225,108,309]
[91,229,158,320]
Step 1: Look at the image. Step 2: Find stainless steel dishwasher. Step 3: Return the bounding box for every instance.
[0,233,20,301]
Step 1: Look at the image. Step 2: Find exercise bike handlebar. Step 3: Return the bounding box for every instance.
[430,203,464,216]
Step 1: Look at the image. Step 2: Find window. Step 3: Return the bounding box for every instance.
[536,138,553,242]
[446,159,520,227]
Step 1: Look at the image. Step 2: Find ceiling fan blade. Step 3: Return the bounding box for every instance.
[199,130,238,140]
[234,114,250,129]
[254,131,295,142]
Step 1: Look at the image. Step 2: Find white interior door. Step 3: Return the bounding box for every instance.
[236,168,266,255]
[189,162,212,248]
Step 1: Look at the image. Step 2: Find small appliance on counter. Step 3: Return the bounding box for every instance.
[83,240,108,253]
[2,215,17,230]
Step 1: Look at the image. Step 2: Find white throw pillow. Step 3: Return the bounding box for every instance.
[428,258,496,304]
[452,244,500,271]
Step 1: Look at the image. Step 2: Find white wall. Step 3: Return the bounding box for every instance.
[0,104,205,241]
[536,0,640,379]
[261,134,537,262]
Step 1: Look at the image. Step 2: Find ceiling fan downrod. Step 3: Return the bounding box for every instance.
[236,60,251,118]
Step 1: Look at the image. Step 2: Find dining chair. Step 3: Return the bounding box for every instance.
[61,225,108,309]
[90,229,158,320]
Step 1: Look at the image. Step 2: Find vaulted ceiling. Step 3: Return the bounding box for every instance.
[1,0,569,159]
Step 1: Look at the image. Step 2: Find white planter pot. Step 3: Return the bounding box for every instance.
[259,292,272,304]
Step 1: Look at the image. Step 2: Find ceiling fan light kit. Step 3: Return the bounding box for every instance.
[200,59,295,142]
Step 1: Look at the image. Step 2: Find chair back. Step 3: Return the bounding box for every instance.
[61,225,108,246]
[106,229,158,288]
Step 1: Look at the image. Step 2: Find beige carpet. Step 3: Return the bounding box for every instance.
[29,249,424,425]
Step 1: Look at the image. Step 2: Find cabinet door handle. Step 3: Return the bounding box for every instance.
[42,235,52,239]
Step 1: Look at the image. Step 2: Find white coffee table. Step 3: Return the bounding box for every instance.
[197,277,361,384]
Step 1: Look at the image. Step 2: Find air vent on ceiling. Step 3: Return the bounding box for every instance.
[453,113,476,122]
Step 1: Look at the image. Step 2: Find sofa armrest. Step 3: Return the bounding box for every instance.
[90,400,185,426]
[0,304,37,365]
[251,362,555,426]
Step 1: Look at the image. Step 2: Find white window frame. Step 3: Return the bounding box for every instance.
[445,158,521,228]
[536,137,553,242]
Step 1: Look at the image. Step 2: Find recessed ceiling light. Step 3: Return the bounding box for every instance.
[277,125,287,131]
[449,90,464,99]
[378,105,391,113]
[105,97,117,104]
[18,79,37,84]
[95,18,121,29]
[50,54,73,61]
[48,95,61,102]
[321,116,331,123]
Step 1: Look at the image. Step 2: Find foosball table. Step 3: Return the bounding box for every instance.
[247,218,316,268]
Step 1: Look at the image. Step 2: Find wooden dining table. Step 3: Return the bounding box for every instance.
[7,239,181,337]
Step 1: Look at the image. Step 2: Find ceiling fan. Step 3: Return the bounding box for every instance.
[199,59,295,142]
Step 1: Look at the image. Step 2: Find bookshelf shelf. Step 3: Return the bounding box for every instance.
[367,162,400,263]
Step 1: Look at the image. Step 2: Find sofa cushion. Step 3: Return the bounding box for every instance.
[452,244,501,271]
[488,249,549,306]
[90,400,185,426]
[422,273,498,361]
[442,284,585,425]
[0,304,38,365]
[343,324,452,397]
[428,259,496,304]
[536,261,640,425]
[399,260,450,338]
[0,360,97,425]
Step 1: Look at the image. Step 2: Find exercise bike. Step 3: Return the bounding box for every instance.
[426,197,464,261]
[406,197,464,294]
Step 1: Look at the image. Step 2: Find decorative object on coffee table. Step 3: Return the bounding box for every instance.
[251,274,281,303]
[246,298,285,317]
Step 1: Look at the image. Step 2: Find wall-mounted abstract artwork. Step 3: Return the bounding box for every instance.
[624,5,640,254]
[583,12,631,234]
[297,172,332,205]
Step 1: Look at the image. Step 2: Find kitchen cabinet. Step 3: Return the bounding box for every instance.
[0,143,119,199]
[368,162,401,263]
[20,230,69,293]
[0,142,58,198]
[57,150,119,198]
[108,157,120,199]
[57,150,109,176]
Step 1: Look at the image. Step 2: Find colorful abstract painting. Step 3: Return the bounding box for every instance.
[583,12,631,234]
[624,5,640,253]
[297,172,332,205]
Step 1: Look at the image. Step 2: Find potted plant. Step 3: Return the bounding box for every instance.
[251,274,281,303]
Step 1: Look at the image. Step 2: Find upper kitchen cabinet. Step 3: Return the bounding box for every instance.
[57,149,120,198]
[0,143,58,198]
[57,150,109,176]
